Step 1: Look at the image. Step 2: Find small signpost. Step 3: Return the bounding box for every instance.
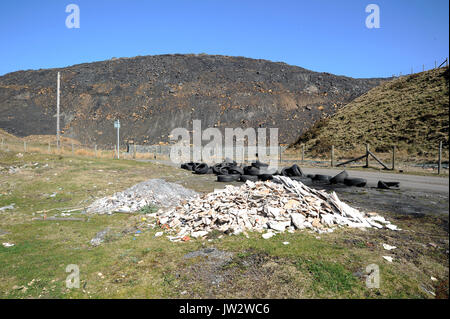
[114,119,120,159]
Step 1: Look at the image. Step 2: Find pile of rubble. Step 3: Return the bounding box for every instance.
[154,176,398,241]
[0,162,48,174]
[86,179,198,214]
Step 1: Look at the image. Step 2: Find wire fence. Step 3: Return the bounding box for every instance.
[392,57,448,77]
[1,137,448,175]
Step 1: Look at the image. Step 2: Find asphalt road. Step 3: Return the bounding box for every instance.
[302,167,449,194]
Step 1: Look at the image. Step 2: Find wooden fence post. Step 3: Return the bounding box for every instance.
[48,141,51,153]
[365,144,370,168]
[392,146,396,171]
[1,138,3,150]
[331,145,335,167]
[279,145,282,163]
[71,142,74,154]
[301,145,305,164]
[133,144,136,159]
[438,141,442,175]
[24,141,27,152]
[95,145,97,157]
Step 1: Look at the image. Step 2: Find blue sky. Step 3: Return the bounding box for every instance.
[0,0,448,78]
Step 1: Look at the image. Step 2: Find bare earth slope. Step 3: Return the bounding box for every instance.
[0,54,384,146]
[293,68,449,155]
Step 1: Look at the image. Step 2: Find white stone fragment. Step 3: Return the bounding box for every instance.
[382,244,397,251]
[262,232,275,239]
[382,256,394,262]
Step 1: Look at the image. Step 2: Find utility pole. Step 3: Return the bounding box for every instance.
[57,72,61,150]
[114,119,120,159]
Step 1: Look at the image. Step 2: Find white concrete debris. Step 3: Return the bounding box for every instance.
[154,176,399,241]
[383,256,394,263]
[382,244,397,251]
[262,232,276,239]
[0,204,15,212]
[86,179,198,215]
[2,242,15,248]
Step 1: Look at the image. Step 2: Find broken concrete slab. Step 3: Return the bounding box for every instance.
[86,179,197,215]
[153,176,398,241]
[90,228,111,246]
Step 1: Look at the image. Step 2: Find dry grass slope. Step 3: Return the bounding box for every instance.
[293,68,449,156]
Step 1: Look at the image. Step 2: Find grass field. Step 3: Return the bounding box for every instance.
[0,150,448,299]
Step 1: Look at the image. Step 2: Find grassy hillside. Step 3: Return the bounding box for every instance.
[293,68,449,157]
[0,128,19,141]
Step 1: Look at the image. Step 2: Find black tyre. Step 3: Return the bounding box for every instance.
[258,174,273,181]
[291,176,313,185]
[217,175,234,182]
[193,163,209,174]
[228,166,244,175]
[385,181,400,188]
[212,164,223,175]
[377,181,390,189]
[377,181,400,189]
[224,158,237,166]
[330,170,348,184]
[240,175,258,182]
[290,164,304,177]
[344,177,367,187]
[307,174,316,179]
[244,166,260,176]
[180,163,191,170]
[252,160,269,168]
[217,174,240,182]
[313,174,331,182]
